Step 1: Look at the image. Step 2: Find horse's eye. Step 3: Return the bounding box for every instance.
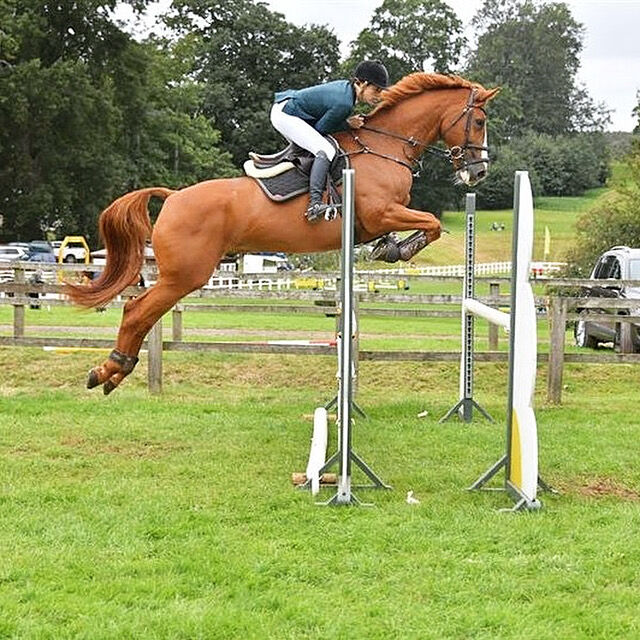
[475,118,485,127]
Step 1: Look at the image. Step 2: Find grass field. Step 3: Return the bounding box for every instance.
[412,185,605,267]
[2,319,640,638]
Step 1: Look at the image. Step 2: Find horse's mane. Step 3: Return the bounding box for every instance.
[371,72,483,114]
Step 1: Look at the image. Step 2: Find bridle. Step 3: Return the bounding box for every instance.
[345,87,490,177]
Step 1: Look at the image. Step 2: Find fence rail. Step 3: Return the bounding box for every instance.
[1,263,639,404]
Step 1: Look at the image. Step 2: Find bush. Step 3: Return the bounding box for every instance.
[564,148,640,276]
[475,143,544,209]
[476,132,610,209]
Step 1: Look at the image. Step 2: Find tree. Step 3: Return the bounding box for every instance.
[475,132,609,209]
[0,57,124,241]
[344,0,467,215]
[108,36,236,190]
[0,0,235,242]
[633,91,640,135]
[345,0,465,81]
[167,0,341,165]
[467,0,610,141]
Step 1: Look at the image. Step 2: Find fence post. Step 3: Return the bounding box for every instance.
[488,281,500,350]
[547,296,567,405]
[13,267,25,338]
[172,305,183,342]
[147,317,163,394]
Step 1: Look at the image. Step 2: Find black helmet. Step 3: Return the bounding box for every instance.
[354,60,390,89]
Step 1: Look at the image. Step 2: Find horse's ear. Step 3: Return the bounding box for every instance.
[481,87,501,103]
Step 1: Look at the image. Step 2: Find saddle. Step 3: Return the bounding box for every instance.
[244,136,348,203]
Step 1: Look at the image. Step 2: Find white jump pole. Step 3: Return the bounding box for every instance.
[336,168,356,504]
[305,407,328,495]
[503,170,540,508]
[467,171,544,510]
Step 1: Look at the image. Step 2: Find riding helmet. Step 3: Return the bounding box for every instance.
[354,60,390,89]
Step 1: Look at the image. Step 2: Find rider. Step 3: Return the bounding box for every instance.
[271,60,390,223]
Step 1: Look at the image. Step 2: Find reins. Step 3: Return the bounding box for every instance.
[344,87,490,177]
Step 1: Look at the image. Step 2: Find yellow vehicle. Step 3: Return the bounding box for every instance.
[54,236,90,264]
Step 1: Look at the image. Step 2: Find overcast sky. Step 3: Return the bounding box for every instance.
[118,0,640,131]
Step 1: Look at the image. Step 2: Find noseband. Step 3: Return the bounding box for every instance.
[348,87,490,176]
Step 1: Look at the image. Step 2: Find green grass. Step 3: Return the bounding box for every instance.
[1,346,640,639]
[427,184,608,267]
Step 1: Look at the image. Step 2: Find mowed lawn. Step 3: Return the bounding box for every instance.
[1,346,639,639]
[419,184,606,267]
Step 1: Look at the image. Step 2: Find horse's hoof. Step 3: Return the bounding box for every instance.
[371,237,400,263]
[103,380,118,396]
[87,369,100,389]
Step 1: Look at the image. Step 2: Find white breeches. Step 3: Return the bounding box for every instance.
[270,101,336,161]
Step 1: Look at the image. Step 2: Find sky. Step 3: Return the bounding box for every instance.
[116,0,640,131]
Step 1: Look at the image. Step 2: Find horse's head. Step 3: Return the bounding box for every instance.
[361,74,500,186]
[440,85,500,187]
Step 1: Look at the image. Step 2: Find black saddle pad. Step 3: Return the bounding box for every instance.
[247,137,348,202]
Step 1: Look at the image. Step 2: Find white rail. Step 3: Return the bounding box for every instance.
[462,298,510,329]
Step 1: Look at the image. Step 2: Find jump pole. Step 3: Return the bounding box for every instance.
[320,168,390,506]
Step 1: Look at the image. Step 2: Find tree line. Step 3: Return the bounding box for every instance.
[0,0,631,244]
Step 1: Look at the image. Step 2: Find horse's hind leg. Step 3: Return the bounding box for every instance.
[86,280,185,394]
[88,255,222,395]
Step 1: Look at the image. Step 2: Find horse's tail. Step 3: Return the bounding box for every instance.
[65,187,175,308]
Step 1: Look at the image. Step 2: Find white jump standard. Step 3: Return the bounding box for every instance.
[442,171,549,511]
[439,192,496,423]
[310,168,390,505]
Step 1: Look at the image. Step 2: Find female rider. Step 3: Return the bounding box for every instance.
[271,60,390,222]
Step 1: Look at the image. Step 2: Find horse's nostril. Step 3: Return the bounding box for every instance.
[477,169,487,180]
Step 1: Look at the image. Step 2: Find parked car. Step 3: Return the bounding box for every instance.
[574,246,640,353]
[51,238,88,263]
[0,245,28,262]
[24,241,56,263]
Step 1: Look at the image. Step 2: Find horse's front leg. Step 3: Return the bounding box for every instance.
[365,204,442,263]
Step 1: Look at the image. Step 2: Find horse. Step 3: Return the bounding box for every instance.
[66,72,499,394]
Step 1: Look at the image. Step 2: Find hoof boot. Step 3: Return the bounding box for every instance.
[371,235,401,263]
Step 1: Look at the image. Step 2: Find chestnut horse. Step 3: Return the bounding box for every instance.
[67,72,499,394]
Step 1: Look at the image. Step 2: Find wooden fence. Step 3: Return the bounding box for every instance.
[2,263,640,404]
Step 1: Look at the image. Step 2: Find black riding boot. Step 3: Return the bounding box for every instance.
[305,151,331,223]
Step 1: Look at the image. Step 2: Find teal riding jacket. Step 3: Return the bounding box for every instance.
[274,80,355,135]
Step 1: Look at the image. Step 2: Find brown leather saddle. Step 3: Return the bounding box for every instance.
[244,136,348,203]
